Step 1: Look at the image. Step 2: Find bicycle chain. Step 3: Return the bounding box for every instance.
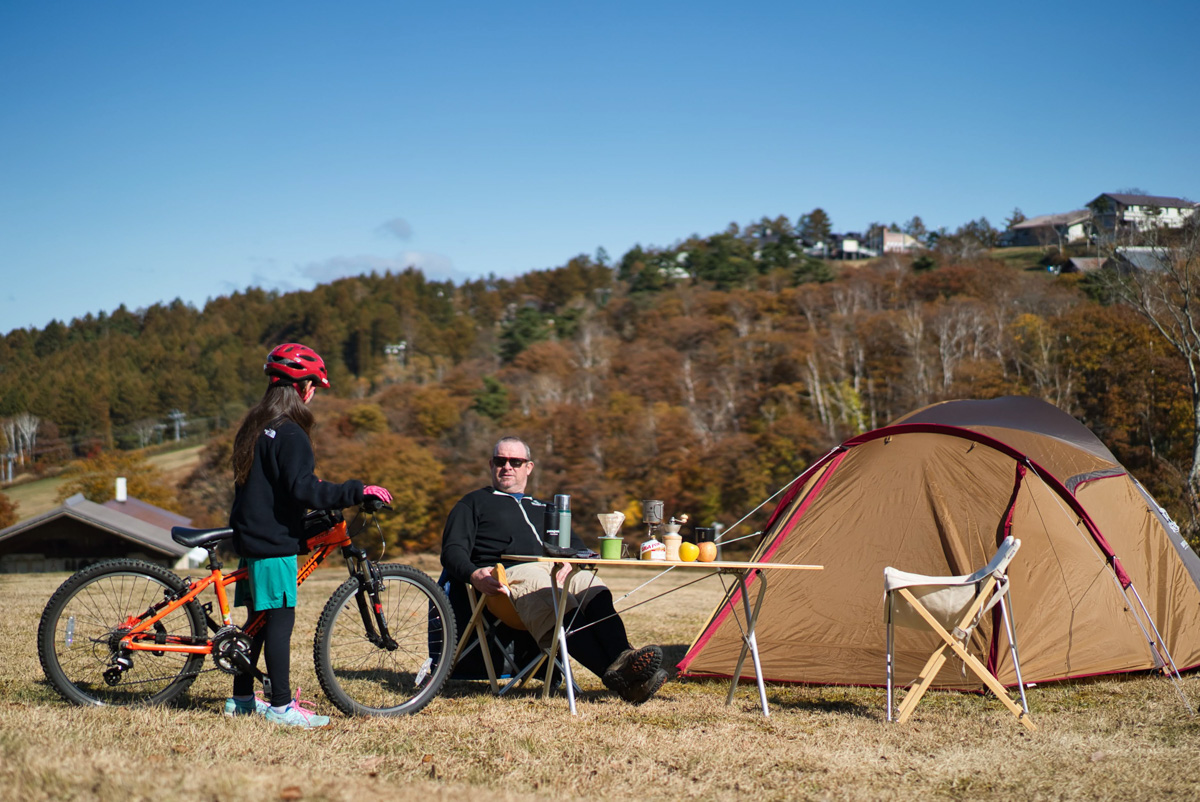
[102,664,225,687]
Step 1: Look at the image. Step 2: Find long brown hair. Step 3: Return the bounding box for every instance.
[232,384,316,486]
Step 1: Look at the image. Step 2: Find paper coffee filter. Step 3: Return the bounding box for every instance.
[596,511,625,537]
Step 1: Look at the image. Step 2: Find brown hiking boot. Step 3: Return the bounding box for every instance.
[602,645,663,694]
[620,668,669,705]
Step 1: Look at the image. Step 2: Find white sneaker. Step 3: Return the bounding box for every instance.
[263,690,331,729]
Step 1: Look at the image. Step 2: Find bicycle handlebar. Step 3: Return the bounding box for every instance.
[361,497,391,514]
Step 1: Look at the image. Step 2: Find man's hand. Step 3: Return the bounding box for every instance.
[470,566,507,596]
[553,562,573,587]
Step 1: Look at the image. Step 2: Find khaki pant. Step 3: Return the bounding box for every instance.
[504,562,608,648]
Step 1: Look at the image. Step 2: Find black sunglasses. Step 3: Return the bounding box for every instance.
[491,456,529,468]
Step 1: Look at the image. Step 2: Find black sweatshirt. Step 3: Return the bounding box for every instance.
[440,486,584,584]
[229,419,364,558]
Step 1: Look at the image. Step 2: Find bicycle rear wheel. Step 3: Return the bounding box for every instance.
[37,559,207,706]
[313,563,455,716]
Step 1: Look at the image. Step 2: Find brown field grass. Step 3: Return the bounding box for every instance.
[4,562,1200,802]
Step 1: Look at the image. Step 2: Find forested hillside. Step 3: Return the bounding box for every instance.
[1,216,1192,551]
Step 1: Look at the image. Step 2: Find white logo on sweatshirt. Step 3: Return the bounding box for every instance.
[264,428,276,438]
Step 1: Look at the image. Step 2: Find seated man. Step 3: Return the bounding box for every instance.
[441,436,668,704]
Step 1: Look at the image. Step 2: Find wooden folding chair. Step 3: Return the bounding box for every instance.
[885,536,1035,731]
[446,565,578,696]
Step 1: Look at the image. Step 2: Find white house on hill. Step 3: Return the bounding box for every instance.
[1087,193,1197,239]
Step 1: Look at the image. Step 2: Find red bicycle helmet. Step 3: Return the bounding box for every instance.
[264,343,331,389]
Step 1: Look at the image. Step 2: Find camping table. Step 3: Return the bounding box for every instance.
[501,555,823,717]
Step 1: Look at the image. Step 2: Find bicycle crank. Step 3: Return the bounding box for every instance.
[211,626,254,675]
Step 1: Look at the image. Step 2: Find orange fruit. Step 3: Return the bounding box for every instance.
[678,542,700,562]
[697,541,718,562]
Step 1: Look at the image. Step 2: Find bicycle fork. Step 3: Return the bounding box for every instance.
[345,546,397,651]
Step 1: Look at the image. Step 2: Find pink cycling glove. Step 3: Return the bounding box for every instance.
[363,485,393,505]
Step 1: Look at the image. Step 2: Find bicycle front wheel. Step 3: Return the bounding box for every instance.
[37,559,207,706]
[313,563,455,716]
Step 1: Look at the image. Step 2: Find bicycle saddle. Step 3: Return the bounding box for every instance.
[171,526,234,549]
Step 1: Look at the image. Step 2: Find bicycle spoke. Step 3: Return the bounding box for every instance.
[40,561,206,707]
[314,564,454,715]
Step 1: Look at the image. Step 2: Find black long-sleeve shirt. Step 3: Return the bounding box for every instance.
[229,419,364,558]
[440,487,583,584]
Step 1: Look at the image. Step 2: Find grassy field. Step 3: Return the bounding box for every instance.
[2,444,205,522]
[4,561,1200,802]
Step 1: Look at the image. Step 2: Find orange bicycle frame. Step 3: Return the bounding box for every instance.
[120,520,352,655]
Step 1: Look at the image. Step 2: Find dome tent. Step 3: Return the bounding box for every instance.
[679,396,1200,690]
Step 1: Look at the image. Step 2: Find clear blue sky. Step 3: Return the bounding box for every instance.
[2,1,1198,334]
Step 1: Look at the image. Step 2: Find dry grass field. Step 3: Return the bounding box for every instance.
[4,559,1200,802]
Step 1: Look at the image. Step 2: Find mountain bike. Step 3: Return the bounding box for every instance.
[36,499,455,716]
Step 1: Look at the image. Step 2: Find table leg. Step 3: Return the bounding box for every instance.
[542,561,579,715]
[724,569,771,716]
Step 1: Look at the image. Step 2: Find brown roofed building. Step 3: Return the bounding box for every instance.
[0,493,198,573]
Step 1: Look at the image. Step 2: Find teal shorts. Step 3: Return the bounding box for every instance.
[233,555,297,611]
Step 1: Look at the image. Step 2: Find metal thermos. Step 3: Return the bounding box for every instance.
[555,494,572,548]
[544,503,560,545]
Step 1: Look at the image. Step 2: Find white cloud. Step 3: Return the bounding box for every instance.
[378,217,414,240]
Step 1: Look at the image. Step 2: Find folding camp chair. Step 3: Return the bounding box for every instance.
[441,569,579,697]
[884,536,1035,731]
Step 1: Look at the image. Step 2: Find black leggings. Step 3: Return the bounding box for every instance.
[564,590,632,678]
[232,606,296,707]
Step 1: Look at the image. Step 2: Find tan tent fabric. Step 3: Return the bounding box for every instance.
[679,397,1200,688]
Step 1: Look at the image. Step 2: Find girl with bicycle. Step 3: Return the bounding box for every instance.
[226,342,392,728]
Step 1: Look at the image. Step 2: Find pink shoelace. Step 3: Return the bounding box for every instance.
[287,688,321,720]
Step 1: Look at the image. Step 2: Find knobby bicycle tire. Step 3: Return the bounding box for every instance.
[313,563,455,716]
[37,559,207,707]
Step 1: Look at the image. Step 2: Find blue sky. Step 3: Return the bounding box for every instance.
[2,1,1198,334]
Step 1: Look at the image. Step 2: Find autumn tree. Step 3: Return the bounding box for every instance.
[798,208,832,245]
[903,216,928,244]
[314,431,446,552]
[0,491,17,528]
[178,432,234,527]
[1096,217,1200,528]
[54,450,181,512]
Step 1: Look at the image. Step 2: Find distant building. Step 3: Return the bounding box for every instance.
[1000,210,1090,248]
[1087,193,1198,240]
[830,233,879,260]
[1062,257,1105,274]
[0,491,199,573]
[1109,246,1175,273]
[865,229,922,254]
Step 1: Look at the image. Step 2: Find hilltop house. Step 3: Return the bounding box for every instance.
[1000,210,1090,248]
[865,229,922,254]
[1087,193,1198,240]
[829,233,879,260]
